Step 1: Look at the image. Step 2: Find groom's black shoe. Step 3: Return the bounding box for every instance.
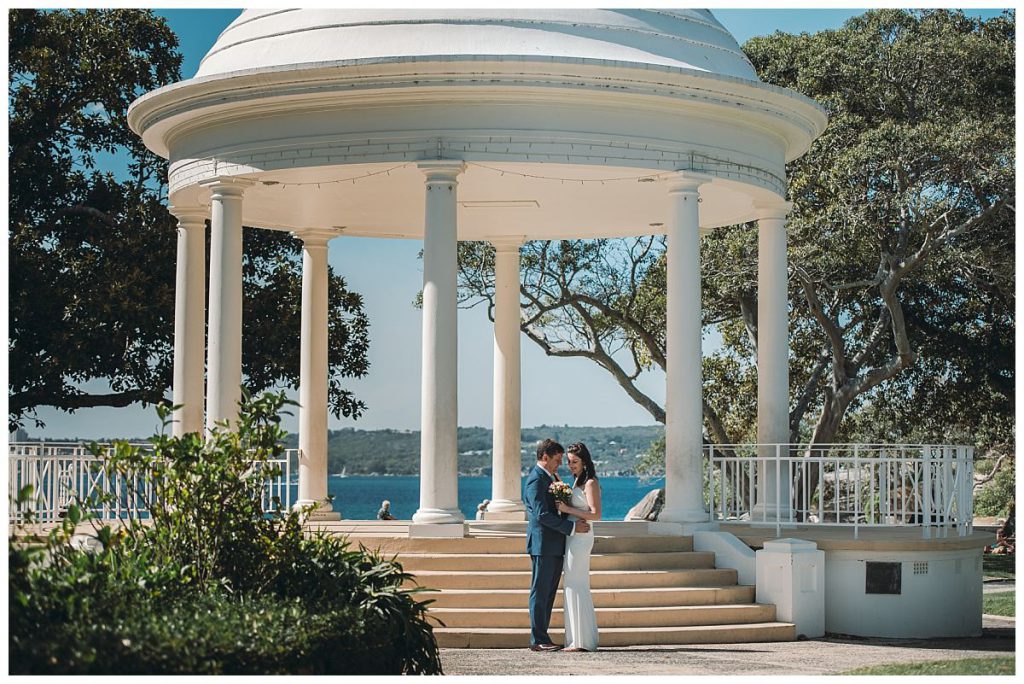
[530,643,563,652]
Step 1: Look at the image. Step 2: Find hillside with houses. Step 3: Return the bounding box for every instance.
[317,425,664,477]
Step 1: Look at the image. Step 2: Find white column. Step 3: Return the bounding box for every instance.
[486,239,527,520]
[660,174,709,525]
[294,229,340,520]
[754,201,793,520]
[201,177,253,431]
[412,161,466,527]
[169,207,207,437]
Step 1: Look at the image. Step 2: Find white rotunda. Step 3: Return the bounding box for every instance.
[129,9,827,529]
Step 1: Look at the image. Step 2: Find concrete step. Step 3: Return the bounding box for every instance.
[432,622,797,648]
[352,535,693,555]
[399,551,715,572]
[468,520,657,536]
[423,585,756,609]
[407,567,738,591]
[428,603,777,629]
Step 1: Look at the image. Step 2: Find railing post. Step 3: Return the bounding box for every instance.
[966,447,974,535]
[853,444,860,540]
[707,444,715,522]
[922,446,932,540]
[727,450,734,520]
[867,450,875,525]
[819,448,827,524]
[775,444,781,538]
[47,456,56,524]
[749,451,756,520]
[879,450,889,523]
[944,446,955,538]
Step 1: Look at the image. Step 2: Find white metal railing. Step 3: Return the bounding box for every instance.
[9,442,293,524]
[706,443,975,539]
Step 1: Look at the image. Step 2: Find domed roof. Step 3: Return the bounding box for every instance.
[196,8,758,81]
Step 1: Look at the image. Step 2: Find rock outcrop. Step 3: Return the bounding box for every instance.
[624,488,664,521]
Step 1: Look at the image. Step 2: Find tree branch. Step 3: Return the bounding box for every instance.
[737,292,758,349]
[53,204,117,227]
[702,399,733,446]
[974,450,1011,491]
[789,350,829,438]
[794,265,848,386]
[9,388,167,415]
[521,313,665,424]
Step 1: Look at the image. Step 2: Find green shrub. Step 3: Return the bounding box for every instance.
[974,458,1015,518]
[9,392,442,675]
[11,590,399,675]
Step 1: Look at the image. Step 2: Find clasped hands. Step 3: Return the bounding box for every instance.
[557,501,590,533]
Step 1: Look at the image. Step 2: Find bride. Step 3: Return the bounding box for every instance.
[556,442,601,652]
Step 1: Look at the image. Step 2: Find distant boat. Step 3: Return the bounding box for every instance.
[332,466,349,478]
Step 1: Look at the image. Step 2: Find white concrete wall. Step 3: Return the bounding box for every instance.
[693,530,756,586]
[755,539,825,639]
[824,548,983,638]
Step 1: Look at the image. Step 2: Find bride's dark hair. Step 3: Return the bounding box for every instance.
[566,442,597,488]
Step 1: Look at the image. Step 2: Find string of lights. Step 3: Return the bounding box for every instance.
[258,162,413,188]
[465,162,678,185]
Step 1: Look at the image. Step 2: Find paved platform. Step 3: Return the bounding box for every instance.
[439,620,1015,676]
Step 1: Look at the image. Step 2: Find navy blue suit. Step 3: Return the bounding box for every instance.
[524,464,574,646]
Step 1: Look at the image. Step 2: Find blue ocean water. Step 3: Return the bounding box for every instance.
[307,475,661,521]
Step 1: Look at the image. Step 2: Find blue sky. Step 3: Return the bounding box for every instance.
[25,7,1010,439]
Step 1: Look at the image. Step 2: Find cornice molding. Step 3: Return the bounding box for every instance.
[130,56,826,162]
[753,200,794,221]
[168,205,209,226]
[291,227,342,245]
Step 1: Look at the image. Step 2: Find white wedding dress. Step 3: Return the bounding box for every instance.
[563,485,599,651]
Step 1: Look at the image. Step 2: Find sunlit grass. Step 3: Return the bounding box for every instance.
[841,657,1014,675]
[983,591,1015,617]
[983,554,1015,580]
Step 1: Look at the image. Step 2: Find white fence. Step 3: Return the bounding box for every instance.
[706,444,975,538]
[9,441,975,537]
[8,443,293,524]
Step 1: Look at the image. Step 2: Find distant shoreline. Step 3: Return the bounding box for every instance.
[332,473,655,479]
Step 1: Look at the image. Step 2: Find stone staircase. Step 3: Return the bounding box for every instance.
[351,532,794,648]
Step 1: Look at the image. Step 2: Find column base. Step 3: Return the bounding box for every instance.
[750,504,796,523]
[293,500,341,521]
[481,510,527,521]
[483,499,526,520]
[658,506,710,524]
[305,510,342,521]
[412,507,466,525]
[409,522,467,538]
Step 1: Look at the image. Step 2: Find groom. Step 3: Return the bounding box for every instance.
[524,438,590,651]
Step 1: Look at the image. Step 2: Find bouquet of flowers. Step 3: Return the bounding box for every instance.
[549,481,573,505]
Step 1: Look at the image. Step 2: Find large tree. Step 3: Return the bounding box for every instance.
[456,10,1014,487]
[9,9,371,430]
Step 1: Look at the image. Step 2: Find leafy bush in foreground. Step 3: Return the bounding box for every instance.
[9,392,441,675]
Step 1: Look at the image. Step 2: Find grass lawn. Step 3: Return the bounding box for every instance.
[841,657,1015,675]
[983,553,1015,580]
[984,591,1016,617]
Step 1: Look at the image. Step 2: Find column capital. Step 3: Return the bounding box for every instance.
[199,176,257,196]
[417,160,466,184]
[291,228,341,247]
[753,199,794,221]
[168,205,208,228]
[666,171,713,195]
[489,237,526,252]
